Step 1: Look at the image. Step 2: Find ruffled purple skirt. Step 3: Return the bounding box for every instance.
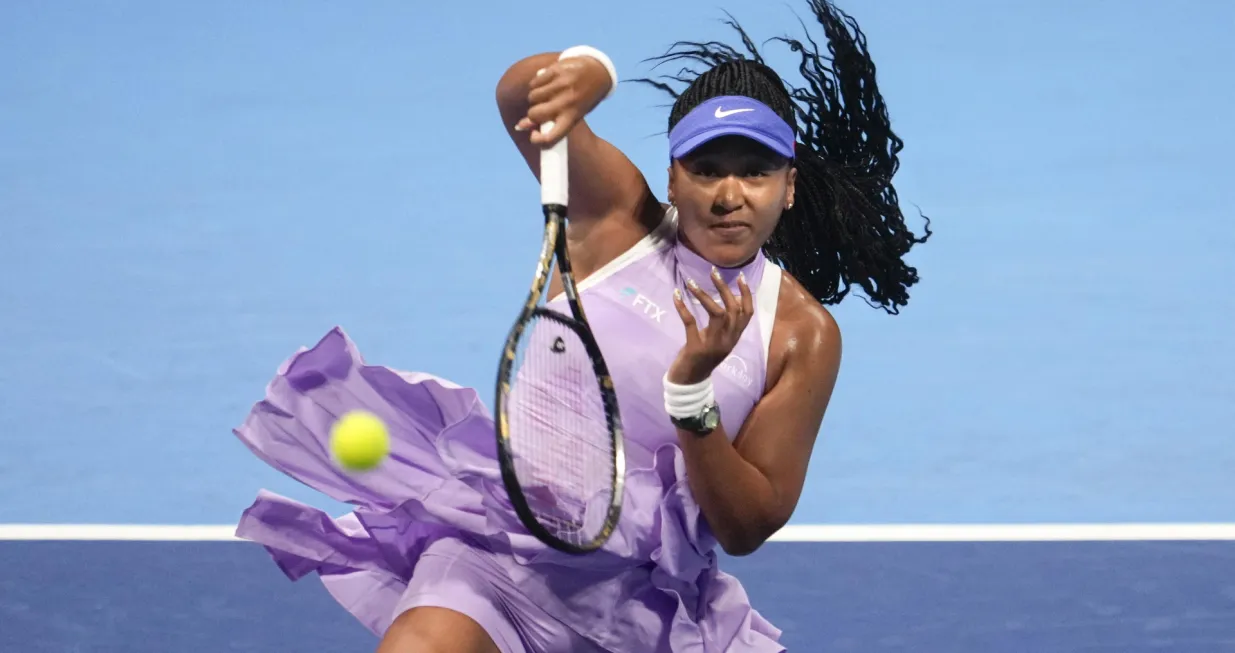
[233,327,784,652]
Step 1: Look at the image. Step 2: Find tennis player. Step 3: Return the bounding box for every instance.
[232,1,929,651]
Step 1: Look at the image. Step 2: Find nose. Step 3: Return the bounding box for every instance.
[711,176,743,215]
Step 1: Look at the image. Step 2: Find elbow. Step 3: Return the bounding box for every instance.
[715,515,787,557]
[716,503,790,555]
[718,535,764,557]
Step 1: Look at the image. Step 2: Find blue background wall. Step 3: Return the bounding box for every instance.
[3,0,1232,526]
[3,1,1233,650]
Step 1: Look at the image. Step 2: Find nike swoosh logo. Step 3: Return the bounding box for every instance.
[714,107,755,118]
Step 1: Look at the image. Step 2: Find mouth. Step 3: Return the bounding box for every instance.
[710,221,751,236]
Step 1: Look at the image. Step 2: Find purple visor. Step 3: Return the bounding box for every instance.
[668,95,796,160]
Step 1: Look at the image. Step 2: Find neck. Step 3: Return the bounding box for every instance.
[676,230,758,270]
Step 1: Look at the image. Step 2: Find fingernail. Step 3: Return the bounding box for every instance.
[673,288,682,300]
[738,271,746,284]
[687,278,698,289]
[535,68,547,76]
[711,266,720,279]
[514,123,526,132]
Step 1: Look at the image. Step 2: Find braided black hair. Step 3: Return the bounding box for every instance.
[633,0,931,314]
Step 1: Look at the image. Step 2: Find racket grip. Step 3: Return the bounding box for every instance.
[539,121,569,208]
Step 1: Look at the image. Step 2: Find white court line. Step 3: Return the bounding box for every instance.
[1,523,1234,542]
[769,523,1235,542]
[0,525,242,541]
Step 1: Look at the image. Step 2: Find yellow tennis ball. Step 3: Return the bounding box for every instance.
[329,410,390,471]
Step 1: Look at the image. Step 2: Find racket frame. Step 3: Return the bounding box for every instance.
[494,124,626,555]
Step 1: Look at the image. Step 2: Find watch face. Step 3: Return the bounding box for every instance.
[702,405,721,430]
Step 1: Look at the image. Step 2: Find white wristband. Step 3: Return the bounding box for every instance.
[663,373,715,419]
[558,45,618,99]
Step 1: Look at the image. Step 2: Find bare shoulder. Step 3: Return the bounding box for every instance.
[764,267,842,391]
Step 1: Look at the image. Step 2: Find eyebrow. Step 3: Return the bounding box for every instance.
[686,152,788,168]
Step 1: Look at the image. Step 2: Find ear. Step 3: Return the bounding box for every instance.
[784,166,797,210]
[666,162,677,205]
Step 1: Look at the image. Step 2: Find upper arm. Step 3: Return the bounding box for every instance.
[732,299,842,528]
[495,53,653,233]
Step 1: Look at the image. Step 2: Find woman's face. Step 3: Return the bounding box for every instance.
[668,135,796,268]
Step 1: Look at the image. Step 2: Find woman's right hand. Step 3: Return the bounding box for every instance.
[515,55,613,147]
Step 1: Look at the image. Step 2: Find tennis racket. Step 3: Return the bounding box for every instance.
[494,121,625,555]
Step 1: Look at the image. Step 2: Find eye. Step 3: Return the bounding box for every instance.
[690,162,724,178]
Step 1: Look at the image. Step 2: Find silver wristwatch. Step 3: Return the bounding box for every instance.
[670,402,721,436]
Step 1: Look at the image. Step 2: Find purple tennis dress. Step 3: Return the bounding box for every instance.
[233,208,787,652]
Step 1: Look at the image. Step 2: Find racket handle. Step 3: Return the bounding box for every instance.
[539,121,569,208]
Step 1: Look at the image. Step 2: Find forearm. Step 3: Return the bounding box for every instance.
[676,426,783,556]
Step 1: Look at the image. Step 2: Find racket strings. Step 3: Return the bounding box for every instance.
[506,312,615,546]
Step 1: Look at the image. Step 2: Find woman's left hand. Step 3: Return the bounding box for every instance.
[667,268,755,385]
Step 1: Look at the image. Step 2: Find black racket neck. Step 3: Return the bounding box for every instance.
[544,206,588,317]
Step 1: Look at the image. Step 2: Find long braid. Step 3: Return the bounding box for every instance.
[631,0,931,314]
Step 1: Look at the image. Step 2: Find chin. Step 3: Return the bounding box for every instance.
[699,240,761,268]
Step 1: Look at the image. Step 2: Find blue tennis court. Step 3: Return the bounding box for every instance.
[3,0,1234,650]
[4,534,1235,652]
